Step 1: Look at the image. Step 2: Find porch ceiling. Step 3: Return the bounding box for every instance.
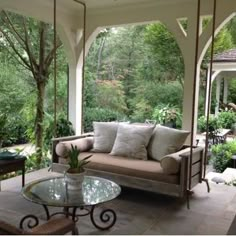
[0,0,187,28]
[5,0,189,11]
[0,0,221,29]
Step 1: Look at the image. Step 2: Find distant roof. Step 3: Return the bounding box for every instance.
[213,49,236,62]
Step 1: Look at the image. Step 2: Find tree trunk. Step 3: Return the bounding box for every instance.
[35,79,46,167]
[96,37,106,80]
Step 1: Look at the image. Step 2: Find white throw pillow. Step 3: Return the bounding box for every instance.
[110,123,154,160]
[92,122,119,153]
[147,125,190,161]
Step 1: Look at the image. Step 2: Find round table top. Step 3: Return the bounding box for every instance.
[22,176,121,207]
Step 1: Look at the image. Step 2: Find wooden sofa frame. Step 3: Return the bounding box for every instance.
[51,134,209,207]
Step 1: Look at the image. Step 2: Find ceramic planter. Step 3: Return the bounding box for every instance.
[65,171,85,191]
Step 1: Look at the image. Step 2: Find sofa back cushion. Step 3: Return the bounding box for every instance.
[148,125,190,161]
[56,137,94,158]
[110,123,154,160]
[92,122,119,153]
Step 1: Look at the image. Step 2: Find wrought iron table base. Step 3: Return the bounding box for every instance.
[20,204,117,233]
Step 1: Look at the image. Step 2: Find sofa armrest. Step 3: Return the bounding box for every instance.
[160,148,191,174]
[179,146,204,197]
[52,132,94,142]
[52,133,94,163]
[179,146,204,158]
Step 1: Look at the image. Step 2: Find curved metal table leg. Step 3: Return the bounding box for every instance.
[42,205,50,220]
[19,215,39,230]
[90,206,117,230]
[31,204,117,232]
[72,207,78,222]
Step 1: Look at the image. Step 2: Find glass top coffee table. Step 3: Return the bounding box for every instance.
[21,176,121,231]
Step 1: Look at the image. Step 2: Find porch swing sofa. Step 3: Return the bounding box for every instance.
[51,122,205,199]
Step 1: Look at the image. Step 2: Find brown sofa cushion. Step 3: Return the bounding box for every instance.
[56,137,94,158]
[160,148,190,174]
[74,152,179,184]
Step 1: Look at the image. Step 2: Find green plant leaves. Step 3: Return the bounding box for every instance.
[67,145,92,173]
[211,141,236,172]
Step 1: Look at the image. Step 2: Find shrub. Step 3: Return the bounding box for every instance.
[210,141,236,172]
[130,99,153,122]
[3,116,28,147]
[25,152,51,172]
[198,115,221,136]
[131,81,183,110]
[0,113,8,147]
[84,107,125,132]
[218,111,236,129]
[44,115,75,152]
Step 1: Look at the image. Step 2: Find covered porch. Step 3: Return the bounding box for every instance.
[0,0,236,234]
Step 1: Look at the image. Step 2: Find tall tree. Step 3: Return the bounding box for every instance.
[0,11,62,165]
[144,23,185,88]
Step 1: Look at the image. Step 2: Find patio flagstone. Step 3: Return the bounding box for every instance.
[0,168,236,234]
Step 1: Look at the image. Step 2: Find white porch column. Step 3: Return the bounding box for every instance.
[68,24,100,135]
[223,78,228,104]
[182,11,201,145]
[182,63,200,144]
[68,63,83,135]
[215,77,221,116]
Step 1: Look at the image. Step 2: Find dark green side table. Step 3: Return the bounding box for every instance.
[0,156,26,190]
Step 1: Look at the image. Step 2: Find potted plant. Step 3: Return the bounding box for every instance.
[152,104,181,128]
[65,145,92,191]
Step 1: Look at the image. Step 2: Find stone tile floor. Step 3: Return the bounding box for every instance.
[0,168,236,234]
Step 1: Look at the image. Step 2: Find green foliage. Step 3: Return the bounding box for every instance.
[129,81,183,123]
[213,27,234,55]
[67,145,91,173]
[218,111,236,129]
[203,23,234,62]
[0,113,7,145]
[227,18,236,46]
[3,116,28,147]
[0,10,68,164]
[44,114,75,152]
[84,107,125,132]
[211,141,236,172]
[198,115,221,137]
[84,70,97,108]
[144,23,184,86]
[228,80,236,104]
[25,152,51,172]
[152,104,182,128]
[95,80,128,113]
[130,99,153,122]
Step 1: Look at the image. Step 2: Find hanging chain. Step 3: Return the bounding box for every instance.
[189,0,201,191]
[203,0,217,178]
[73,0,87,134]
[53,0,57,137]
